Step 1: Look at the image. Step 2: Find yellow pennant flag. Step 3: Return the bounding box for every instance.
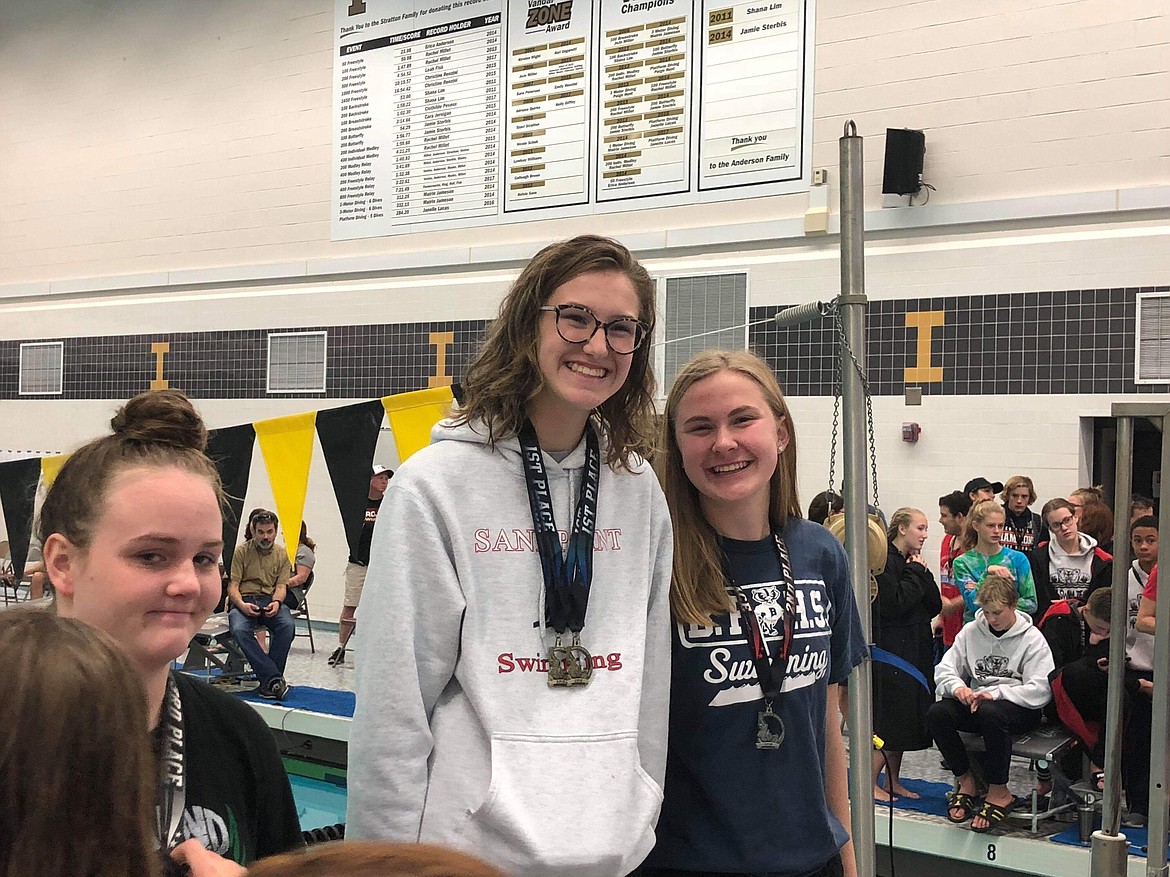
[254,412,317,565]
[382,386,454,464]
[40,454,71,490]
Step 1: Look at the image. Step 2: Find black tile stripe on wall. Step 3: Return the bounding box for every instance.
[0,287,1166,400]
[751,286,1170,397]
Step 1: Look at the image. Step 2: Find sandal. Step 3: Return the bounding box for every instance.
[1092,771,1105,792]
[971,797,1019,833]
[947,791,978,823]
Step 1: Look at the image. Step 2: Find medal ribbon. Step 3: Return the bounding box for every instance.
[155,674,187,851]
[517,419,601,634]
[732,532,798,703]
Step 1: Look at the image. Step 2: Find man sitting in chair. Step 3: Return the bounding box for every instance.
[228,509,295,700]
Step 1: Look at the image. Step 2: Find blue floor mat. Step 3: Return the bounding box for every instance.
[235,683,355,717]
[873,774,954,818]
[1049,822,1157,858]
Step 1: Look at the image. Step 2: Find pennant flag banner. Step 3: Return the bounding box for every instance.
[6,388,450,574]
[0,458,43,580]
[315,400,384,560]
[40,454,69,491]
[206,424,256,575]
[382,386,454,464]
[254,412,317,565]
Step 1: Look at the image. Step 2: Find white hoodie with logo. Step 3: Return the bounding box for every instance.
[347,419,673,877]
[935,608,1054,709]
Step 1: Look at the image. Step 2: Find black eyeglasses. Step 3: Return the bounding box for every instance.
[250,512,277,525]
[539,304,648,355]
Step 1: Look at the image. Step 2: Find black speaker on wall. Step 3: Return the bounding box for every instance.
[882,128,925,195]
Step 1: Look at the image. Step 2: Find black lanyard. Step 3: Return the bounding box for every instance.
[517,419,601,635]
[731,532,798,704]
[154,674,187,851]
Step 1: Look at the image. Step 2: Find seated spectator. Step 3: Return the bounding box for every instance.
[1030,498,1112,617]
[1000,476,1043,553]
[1080,500,1115,555]
[936,491,972,657]
[1039,588,1112,787]
[286,522,316,610]
[927,573,1054,833]
[1131,495,1156,525]
[244,842,507,877]
[808,489,844,525]
[953,500,1037,624]
[228,509,295,700]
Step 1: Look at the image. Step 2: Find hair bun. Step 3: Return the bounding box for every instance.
[110,389,208,452]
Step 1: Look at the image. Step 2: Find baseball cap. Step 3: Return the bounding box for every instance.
[372,465,393,477]
[964,476,1003,495]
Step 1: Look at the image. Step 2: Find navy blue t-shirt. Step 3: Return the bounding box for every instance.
[646,518,868,875]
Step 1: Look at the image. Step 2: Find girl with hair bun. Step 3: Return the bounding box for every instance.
[348,236,672,877]
[870,507,940,802]
[40,389,302,867]
[643,349,866,877]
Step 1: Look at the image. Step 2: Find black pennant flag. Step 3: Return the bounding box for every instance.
[206,424,256,574]
[316,400,383,558]
[0,458,42,580]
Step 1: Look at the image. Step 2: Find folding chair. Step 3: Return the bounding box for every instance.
[284,567,315,654]
[179,613,254,683]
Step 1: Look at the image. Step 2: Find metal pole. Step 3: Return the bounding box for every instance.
[1148,410,1170,877]
[840,119,876,877]
[1090,416,1132,872]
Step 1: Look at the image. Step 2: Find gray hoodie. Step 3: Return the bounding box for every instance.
[935,608,1054,709]
[348,419,673,877]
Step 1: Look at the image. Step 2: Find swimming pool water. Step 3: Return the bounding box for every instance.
[288,773,347,831]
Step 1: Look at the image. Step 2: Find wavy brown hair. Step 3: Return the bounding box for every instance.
[661,350,800,625]
[452,235,658,470]
[246,842,507,877]
[0,609,158,877]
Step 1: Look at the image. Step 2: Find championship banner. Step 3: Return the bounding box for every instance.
[316,400,384,559]
[0,458,42,580]
[254,412,318,565]
[382,386,454,463]
[206,424,257,574]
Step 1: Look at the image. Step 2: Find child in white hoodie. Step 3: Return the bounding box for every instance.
[927,573,1054,833]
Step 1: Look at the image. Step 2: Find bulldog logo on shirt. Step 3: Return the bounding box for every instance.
[974,653,1010,679]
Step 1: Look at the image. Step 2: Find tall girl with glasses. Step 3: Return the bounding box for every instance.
[640,350,866,877]
[1029,497,1113,617]
[952,499,1037,624]
[348,235,673,877]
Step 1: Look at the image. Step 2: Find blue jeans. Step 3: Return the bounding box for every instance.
[228,595,295,687]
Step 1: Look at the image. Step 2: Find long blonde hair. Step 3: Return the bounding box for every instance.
[958,499,1005,554]
[661,350,800,625]
[453,235,658,470]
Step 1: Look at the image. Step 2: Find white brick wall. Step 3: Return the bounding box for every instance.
[2,0,1167,284]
